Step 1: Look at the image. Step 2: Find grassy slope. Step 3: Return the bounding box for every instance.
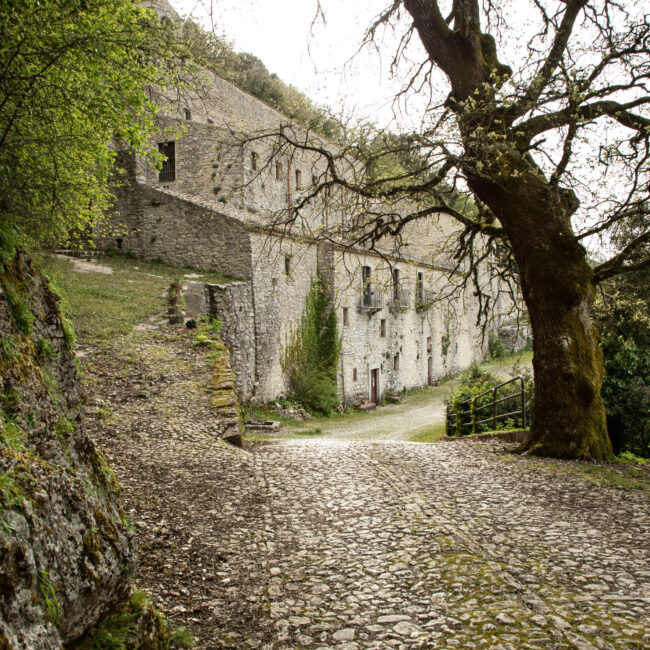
[37,253,234,345]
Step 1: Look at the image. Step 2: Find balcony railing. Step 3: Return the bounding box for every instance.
[358,292,383,313]
[389,290,410,313]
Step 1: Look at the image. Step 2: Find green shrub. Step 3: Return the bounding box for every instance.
[488,332,507,360]
[36,338,57,359]
[446,362,533,436]
[600,336,650,457]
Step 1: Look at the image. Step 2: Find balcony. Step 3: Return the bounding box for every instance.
[358,291,384,314]
[389,290,410,314]
[415,289,436,312]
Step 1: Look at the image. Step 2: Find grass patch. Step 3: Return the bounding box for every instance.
[37,253,237,345]
[406,422,447,443]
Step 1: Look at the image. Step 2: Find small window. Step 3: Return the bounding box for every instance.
[362,265,372,306]
[284,255,291,277]
[427,336,432,353]
[393,354,399,371]
[392,268,401,304]
[353,368,357,382]
[312,174,318,186]
[416,341,420,359]
[251,152,258,171]
[380,319,386,337]
[158,141,175,182]
[343,307,349,326]
[276,161,282,181]
[184,108,192,121]
[416,271,424,304]
[295,169,302,189]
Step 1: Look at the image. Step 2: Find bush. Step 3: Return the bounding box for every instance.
[488,332,507,360]
[600,336,650,457]
[446,362,533,436]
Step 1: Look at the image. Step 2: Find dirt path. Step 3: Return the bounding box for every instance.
[83,328,649,648]
[282,358,531,442]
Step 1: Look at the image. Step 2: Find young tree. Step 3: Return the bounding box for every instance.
[0,0,189,249]
[238,0,649,460]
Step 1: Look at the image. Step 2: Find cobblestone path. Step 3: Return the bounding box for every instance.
[209,439,649,650]
[87,327,649,649]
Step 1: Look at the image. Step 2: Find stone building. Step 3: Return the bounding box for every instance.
[104,0,508,405]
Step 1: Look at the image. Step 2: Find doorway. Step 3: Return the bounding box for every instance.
[370,368,378,404]
[428,356,432,385]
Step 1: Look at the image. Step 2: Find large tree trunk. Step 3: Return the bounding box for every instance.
[521,249,612,459]
[467,165,612,460]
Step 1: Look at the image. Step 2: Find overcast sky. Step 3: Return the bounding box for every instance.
[172,0,436,126]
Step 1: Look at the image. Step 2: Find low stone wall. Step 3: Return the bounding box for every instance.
[185,281,256,402]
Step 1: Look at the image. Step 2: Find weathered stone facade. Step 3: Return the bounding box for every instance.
[103,0,506,405]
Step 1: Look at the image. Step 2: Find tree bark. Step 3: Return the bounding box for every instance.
[402,0,613,459]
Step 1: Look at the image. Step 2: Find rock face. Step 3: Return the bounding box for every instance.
[0,251,134,648]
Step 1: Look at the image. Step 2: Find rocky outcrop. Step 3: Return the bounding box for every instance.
[0,251,134,648]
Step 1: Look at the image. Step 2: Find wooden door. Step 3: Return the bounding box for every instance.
[371,368,378,404]
[428,356,432,385]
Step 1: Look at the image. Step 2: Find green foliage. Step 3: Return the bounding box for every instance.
[37,569,62,629]
[0,0,191,248]
[594,270,650,458]
[446,362,533,436]
[55,417,75,442]
[0,334,17,361]
[2,281,34,334]
[169,626,194,649]
[35,338,57,360]
[488,332,507,360]
[192,318,223,350]
[281,270,341,415]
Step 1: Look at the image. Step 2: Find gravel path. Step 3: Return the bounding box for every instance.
[86,325,649,649]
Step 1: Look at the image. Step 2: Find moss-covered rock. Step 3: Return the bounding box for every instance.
[0,251,135,648]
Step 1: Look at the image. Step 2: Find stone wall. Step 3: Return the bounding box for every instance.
[333,248,484,404]
[185,281,257,402]
[105,180,252,279]
[0,252,133,648]
[249,233,320,401]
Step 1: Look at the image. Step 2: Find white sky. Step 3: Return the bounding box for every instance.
[172,0,433,126]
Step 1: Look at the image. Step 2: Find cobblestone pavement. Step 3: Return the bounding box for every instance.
[87,327,649,649]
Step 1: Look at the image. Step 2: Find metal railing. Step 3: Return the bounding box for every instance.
[389,289,410,313]
[358,292,383,312]
[447,376,527,436]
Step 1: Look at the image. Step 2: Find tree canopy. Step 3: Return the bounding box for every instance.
[0,0,188,249]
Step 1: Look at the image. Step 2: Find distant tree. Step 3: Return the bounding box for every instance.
[0,0,189,249]
[239,0,649,460]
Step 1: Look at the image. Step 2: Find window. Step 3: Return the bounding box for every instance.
[392,268,400,305]
[295,169,302,189]
[184,108,192,120]
[416,341,420,359]
[284,255,291,277]
[427,336,432,353]
[158,142,175,182]
[312,174,318,186]
[393,354,400,371]
[353,368,358,382]
[251,152,258,171]
[380,319,386,337]
[362,266,372,307]
[343,307,349,326]
[416,271,424,304]
[275,161,282,181]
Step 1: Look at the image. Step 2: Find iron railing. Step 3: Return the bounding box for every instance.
[447,376,527,436]
[358,292,383,313]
